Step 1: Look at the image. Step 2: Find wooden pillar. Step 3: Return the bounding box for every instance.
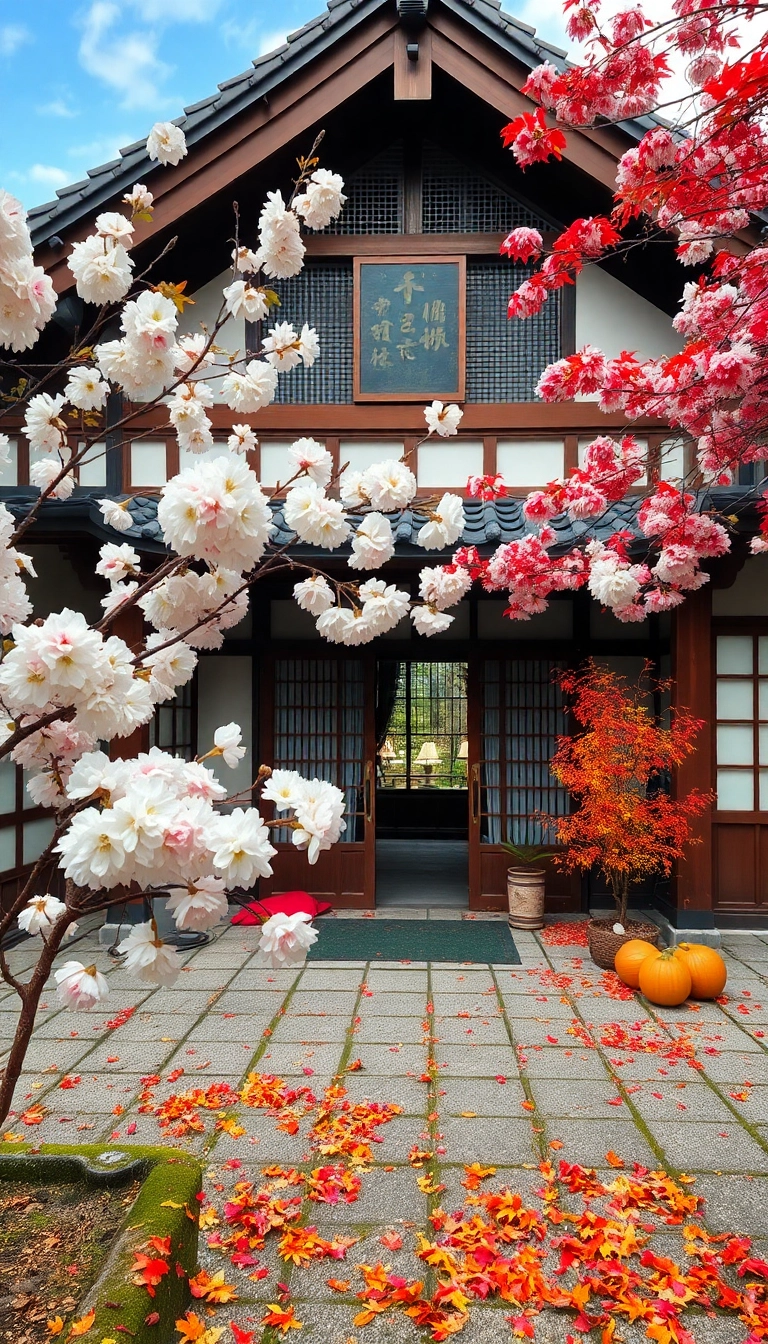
[109,605,150,761]
[671,585,713,918]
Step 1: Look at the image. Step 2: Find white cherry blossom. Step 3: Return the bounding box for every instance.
[255,910,318,967]
[424,400,463,437]
[146,121,188,166]
[54,961,110,1010]
[17,893,67,936]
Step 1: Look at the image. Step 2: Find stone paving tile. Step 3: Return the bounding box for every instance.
[81,1039,179,1072]
[692,1051,768,1084]
[348,1044,427,1075]
[162,1040,262,1073]
[527,1077,627,1118]
[628,1082,741,1125]
[439,1115,539,1163]
[182,1016,274,1044]
[357,992,430,1017]
[298,969,367,991]
[435,1045,519,1077]
[256,1042,344,1075]
[541,1117,659,1168]
[500,994,577,1020]
[310,1167,428,1225]
[364,970,429,991]
[433,1017,509,1045]
[17,1037,99,1072]
[515,1046,612,1079]
[430,970,498,991]
[353,1016,428,1044]
[269,1016,352,1043]
[651,1120,768,1172]
[437,1076,528,1114]
[341,1075,428,1114]
[693,1172,768,1234]
[288,990,360,1015]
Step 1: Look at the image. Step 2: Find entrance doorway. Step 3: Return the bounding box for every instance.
[375,661,469,907]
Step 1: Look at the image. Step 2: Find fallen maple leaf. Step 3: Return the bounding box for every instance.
[379,1230,403,1251]
[230,1327,255,1344]
[47,1318,64,1336]
[605,1151,625,1168]
[326,1279,351,1292]
[175,1312,206,1344]
[68,1309,96,1338]
[262,1305,302,1333]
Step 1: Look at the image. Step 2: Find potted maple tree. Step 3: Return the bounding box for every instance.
[545,662,709,969]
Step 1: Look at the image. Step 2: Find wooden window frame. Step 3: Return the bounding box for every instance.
[712,621,768,821]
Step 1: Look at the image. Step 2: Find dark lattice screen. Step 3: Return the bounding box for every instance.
[466,259,561,402]
[322,145,404,234]
[422,143,552,234]
[149,681,194,760]
[481,660,569,846]
[274,262,354,403]
[274,658,365,841]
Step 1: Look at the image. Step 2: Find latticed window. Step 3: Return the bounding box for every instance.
[273,262,354,403]
[715,634,768,811]
[321,145,404,234]
[480,660,569,845]
[149,681,194,760]
[421,143,551,234]
[381,661,468,790]
[273,658,365,841]
[466,260,561,402]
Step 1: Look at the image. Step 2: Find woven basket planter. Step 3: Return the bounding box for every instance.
[587,918,662,970]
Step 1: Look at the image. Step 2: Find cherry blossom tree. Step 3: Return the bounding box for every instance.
[466,0,768,620]
[0,128,470,1125]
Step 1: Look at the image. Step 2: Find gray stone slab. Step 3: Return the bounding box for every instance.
[298,969,368,991]
[30,1012,115,1039]
[79,1039,178,1072]
[41,1076,145,1112]
[368,1116,432,1161]
[162,1041,262,1074]
[182,1016,275,1044]
[528,1078,628,1118]
[256,1042,344,1075]
[354,1017,429,1044]
[541,1117,658,1169]
[433,1018,509,1045]
[350,1044,427,1075]
[430,970,498,992]
[437,1077,527,1115]
[516,1046,613,1080]
[15,1038,97,1072]
[309,1166,428,1224]
[89,1012,203,1042]
[363,970,429,991]
[694,1052,768,1085]
[650,1120,768,1173]
[131,989,222,1014]
[687,1022,766,1052]
[500,995,577,1020]
[439,1115,539,1164]
[435,1045,518,1078]
[269,1016,352,1043]
[629,1082,743,1125]
[357,992,431,1017]
[288,991,359,1015]
[214,990,293,1015]
[341,1075,428,1114]
[694,1172,768,1234]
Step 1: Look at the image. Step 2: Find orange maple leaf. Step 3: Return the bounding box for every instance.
[67,1309,95,1338]
[261,1304,302,1333]
[47,1318,64,1336]
[175,1311,207,1344]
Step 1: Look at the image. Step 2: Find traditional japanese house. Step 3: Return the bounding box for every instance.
[2,0,766,932]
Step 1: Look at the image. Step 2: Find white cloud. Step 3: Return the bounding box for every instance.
[129,0,222,20]
[257,27,288,57]
[0,23,31,56]
[67,133,132,163]
[38,98,79,118]
[77,0,171,110]
[28,164,70,189]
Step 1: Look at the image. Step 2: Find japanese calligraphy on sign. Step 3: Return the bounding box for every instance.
[354,257,466,401]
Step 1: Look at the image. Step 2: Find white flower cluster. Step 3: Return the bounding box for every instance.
[139,567,246,651]
[262,768,346,863]
[156,453,274,571]
[146,121,188,167]
[68,210,136,307]
[0,189,57,351]
[96,289,179,401]
[254,168,345,280]
[0,501,36,633]
[294,575,411,645]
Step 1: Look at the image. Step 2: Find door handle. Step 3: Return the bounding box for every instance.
[364,760,374,824]
[470,761,480,825]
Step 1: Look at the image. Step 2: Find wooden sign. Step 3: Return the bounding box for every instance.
[354,256,466,402]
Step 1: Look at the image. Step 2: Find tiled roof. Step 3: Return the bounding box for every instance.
[28,0,653,248]
[68,486,759,559]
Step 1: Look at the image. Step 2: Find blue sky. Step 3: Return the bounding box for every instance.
[0,0,569,211]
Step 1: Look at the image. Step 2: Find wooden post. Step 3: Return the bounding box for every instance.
[109,605,150,761]
[671,585,713,918]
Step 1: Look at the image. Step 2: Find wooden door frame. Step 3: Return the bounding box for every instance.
[258,647,377,908]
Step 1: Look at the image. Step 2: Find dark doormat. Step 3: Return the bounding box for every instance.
[308,918,520,964]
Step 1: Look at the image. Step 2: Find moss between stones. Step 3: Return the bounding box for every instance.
[0,1144,202,1344]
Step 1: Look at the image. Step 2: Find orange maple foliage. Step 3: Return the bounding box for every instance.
[261,1304,303,1333]
[67,1309,95,1338]
[175,1311,207,1343]
[188,1268,238,1303]
[546,663,709,925]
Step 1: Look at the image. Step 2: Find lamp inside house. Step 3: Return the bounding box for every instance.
[456,739,469,761]
[415,740,441,784]
[380,738,396,762]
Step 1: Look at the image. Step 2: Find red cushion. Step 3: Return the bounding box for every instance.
[230,891,332,925]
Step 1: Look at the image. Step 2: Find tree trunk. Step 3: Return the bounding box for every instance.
[0,918,68,1127]
[610,872,630,927]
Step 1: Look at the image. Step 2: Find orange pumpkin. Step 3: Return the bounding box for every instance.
[614,939,660,989]
[639,948,692,1006]
[675,943,727,999]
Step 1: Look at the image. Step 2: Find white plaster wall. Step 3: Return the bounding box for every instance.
[178,270,246,404]
[196,655,253,799]
[575,266,682,362]
[712,557,768,616]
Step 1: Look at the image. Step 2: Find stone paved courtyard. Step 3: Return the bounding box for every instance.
[3,911,768,1342]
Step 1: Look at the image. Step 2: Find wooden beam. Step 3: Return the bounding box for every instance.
[394,25,432,100]
[304,231,531,255]
[671,586,714,917]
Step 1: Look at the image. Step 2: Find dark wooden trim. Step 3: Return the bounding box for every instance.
[394,24,433,101]
[304,232,514,256]
[560,284,576,358]
[671,587,713,912]
[353,253,466,402]
[403,140,423,235]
